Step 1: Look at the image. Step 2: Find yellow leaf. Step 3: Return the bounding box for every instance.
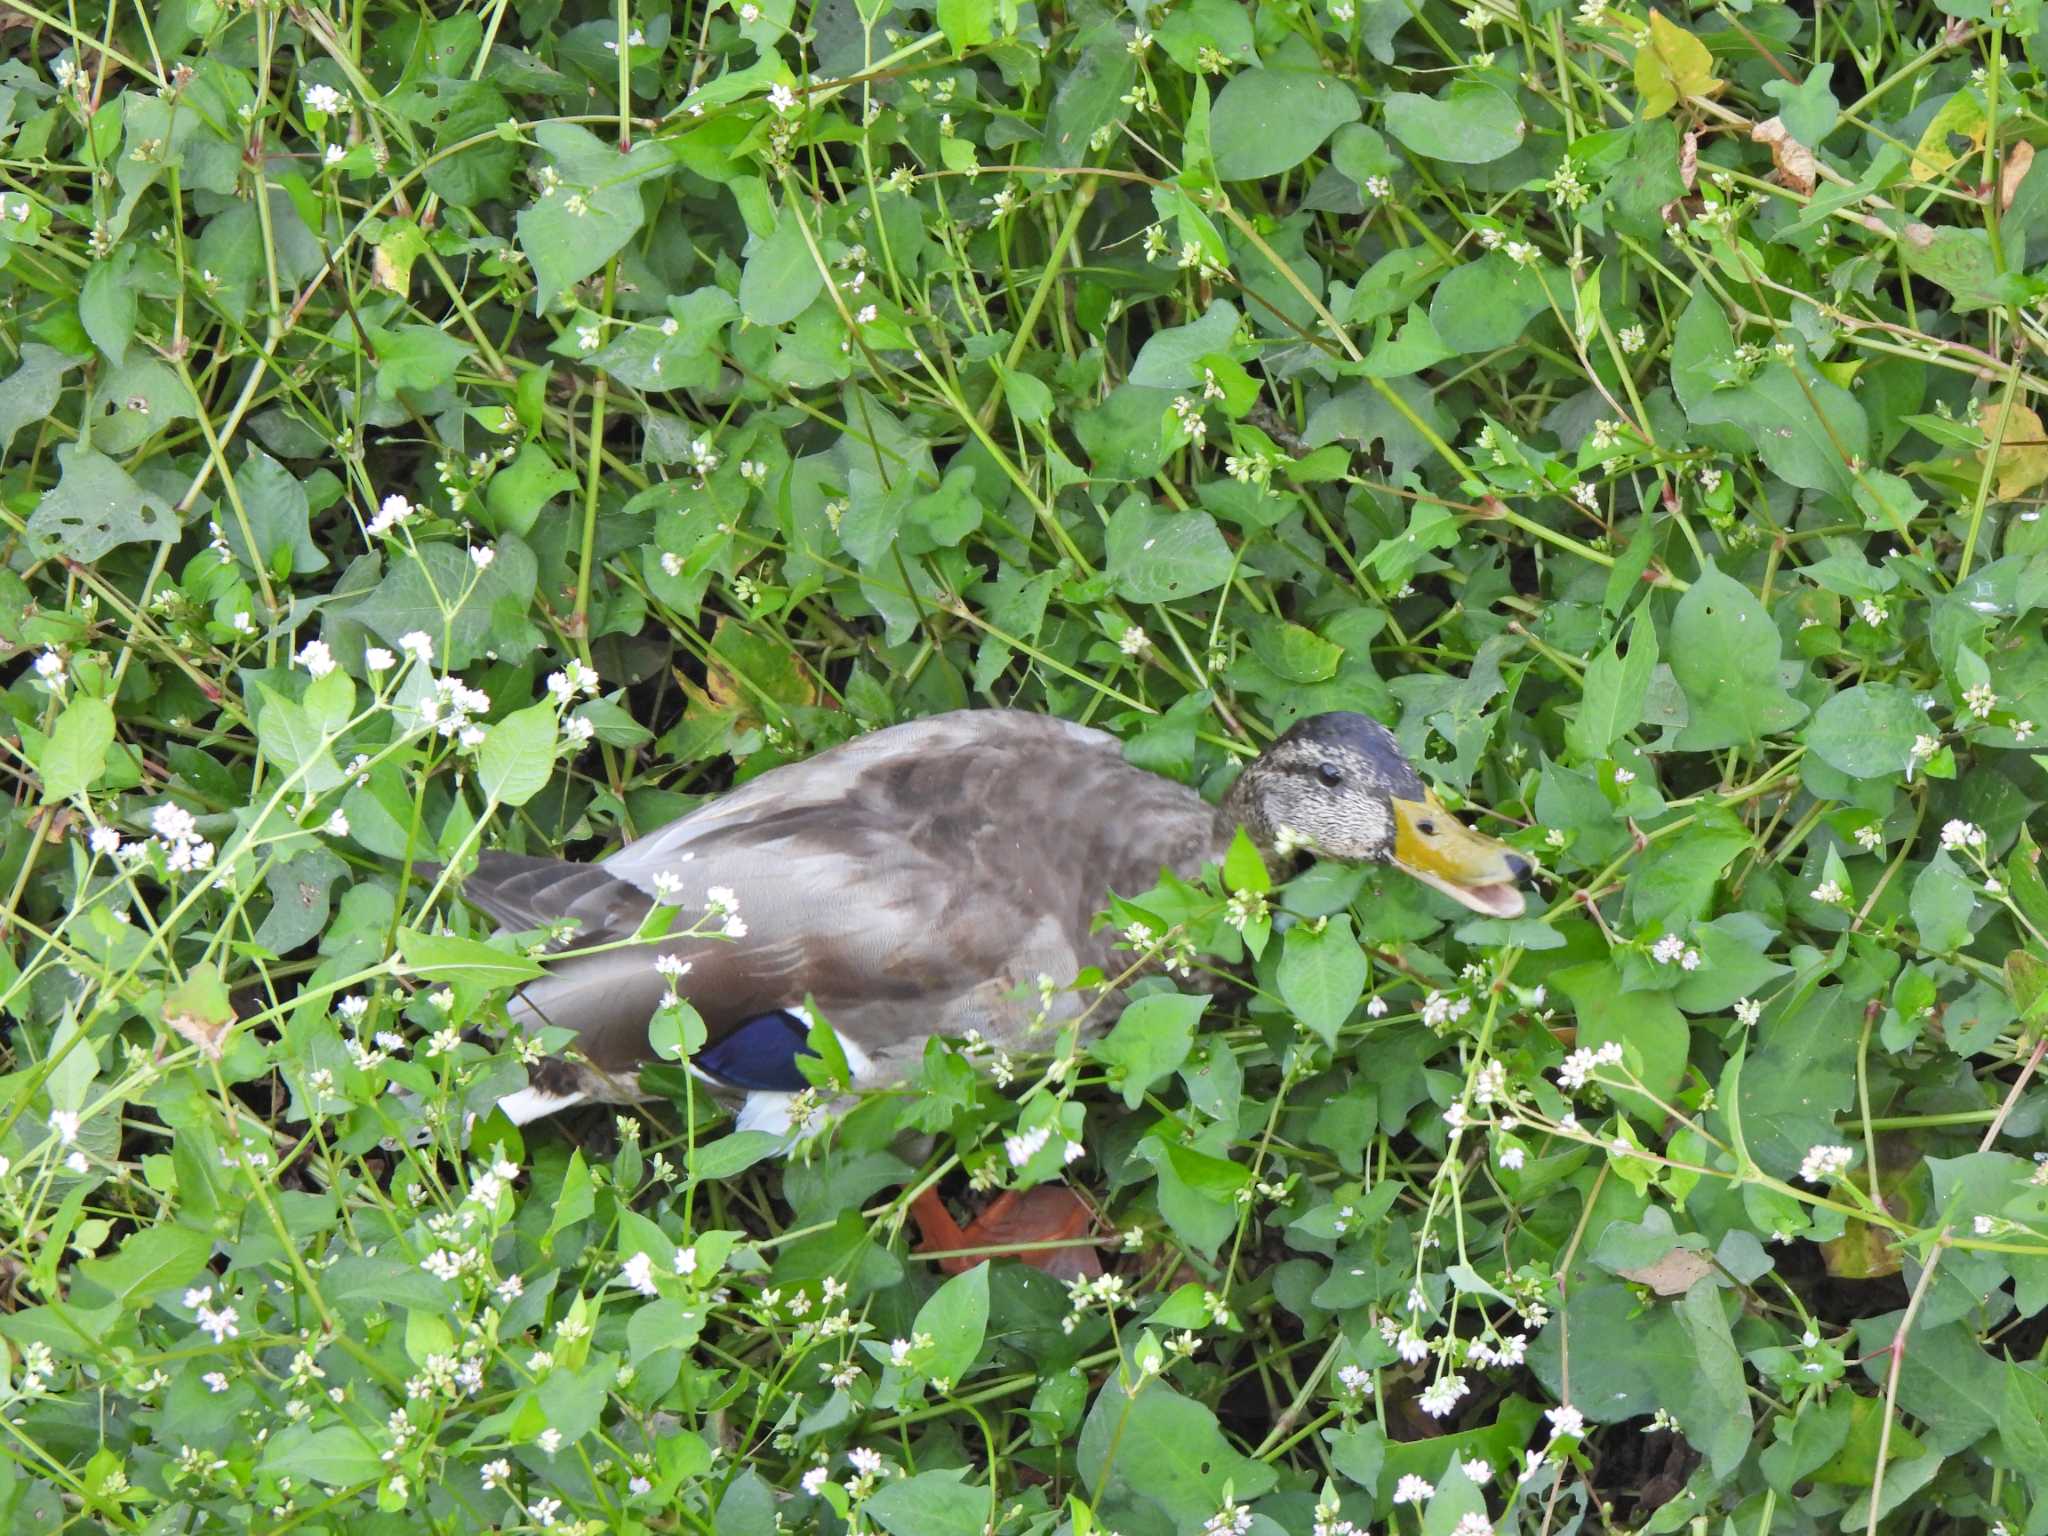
[1910,89,1987,182]
[1978,400,2048,501]
[1633,11,1723,119]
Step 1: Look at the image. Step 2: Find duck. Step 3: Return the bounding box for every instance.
[442,707,1533,1136]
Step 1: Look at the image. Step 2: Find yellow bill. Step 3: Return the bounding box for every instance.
[1391,789,1531,918]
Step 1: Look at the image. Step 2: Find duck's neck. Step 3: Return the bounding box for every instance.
[1216,773,1294,871]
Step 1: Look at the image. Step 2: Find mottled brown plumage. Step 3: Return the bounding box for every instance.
[451,708,1530,1124]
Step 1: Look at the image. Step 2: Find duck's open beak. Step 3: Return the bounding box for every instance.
[1391,789,1531,919]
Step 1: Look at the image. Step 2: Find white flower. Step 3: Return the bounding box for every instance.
[674,1245,698,1275]
[1650,934,1686,965]
[303,82,345,116]
[1005,1125,1050,1167]
[1613,765,1635,784]
[1396,1328,1429,1364]
[801,1466,829,1495]
[1810,879,1846,905]
[367,493,414,536]
[1798,1144,1855,1183]
[1963,682,1997,718]
[1498,1144,1526,1171]
[1940,819,1985,852]
[32,650,66,691]
[196,1303,240,1343]
[768,83,797,113]
[1854,824,1884,853]
[1555,1040,1623,1090]
[1546,1403,1586,1439]
[1336,1363,1372,1394]
[1391,1474,1435,1505]
[1452,1515,1494,1536]
[470,545,496,570]
[398,630,434,663]
[1679,947,1701,970]
[1119,625,1150,657]
[1417,1373,1468,1417]
[1460,1457,1492,1484]
[365,646,396,672]
[537,1427,564,1455]
[325,810,350,838]
[1734,997,1762,1028]
[847,1446,883,1476]
[621,1251,658,1296]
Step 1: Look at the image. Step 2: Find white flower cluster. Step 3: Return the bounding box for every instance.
[1798,1144,1855,1183]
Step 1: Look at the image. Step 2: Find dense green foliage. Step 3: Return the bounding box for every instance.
[4,0,2048,1531]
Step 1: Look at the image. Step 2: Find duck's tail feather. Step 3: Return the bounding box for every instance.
[495,1082,593,1124]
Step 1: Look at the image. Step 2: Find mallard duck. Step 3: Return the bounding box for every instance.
[450,708,1531,1132]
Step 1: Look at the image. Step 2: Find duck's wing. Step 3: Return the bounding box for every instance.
[460,710,1217,1085]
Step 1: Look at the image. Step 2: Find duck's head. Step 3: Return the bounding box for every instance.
[1225,712,1533,918]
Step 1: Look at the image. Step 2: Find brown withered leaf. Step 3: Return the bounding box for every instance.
[1752,117,1818,195]
[1619,1245,1716,1296]
[2002,140,2036,212]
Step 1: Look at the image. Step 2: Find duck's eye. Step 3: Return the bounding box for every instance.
[1317,763,1343,787]
[1417,820,1437,836]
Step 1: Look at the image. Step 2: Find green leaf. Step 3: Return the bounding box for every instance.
[1383,83,1526,163]
[226,447,327,577]
[1277,915,1368,1046]
[1910,852,1976,953]
[394,927,547,989]
[367,322,470,399]
[1428,253,1564,354]
[1762,68,1840,146]
[25,443,179,562]
[1804,683,1930,778]
[515,123,672,310]
[937,0,995,51]
[739,205,825,327]
[2000,1362,2048,1498]
[0,343,77,453]
[689,1131,786,1181]
[1210,68,1361,180]
[254,685,346,793]
[38,695,115,804]
[1568,607,1657,759]
[478,703,557,807]
[865,1469,991,1536]
[1128,299,1240,391]
[911,1263,989,1387]
[1668,564,1809,750]
[331,537,541,670]
[484,442,578,536]
[79,253,138,367]
[1677,1280,1755,1477]
[1093,991,1206,1108]
[1722,986,1859,1181]
[74,1223,212,1307]
[1104,497,1234,603]
[1555,960,1688,1125]
[258,1424,383,1491]
[1223,826,1271,894]
[1077,1379,1277,1523]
